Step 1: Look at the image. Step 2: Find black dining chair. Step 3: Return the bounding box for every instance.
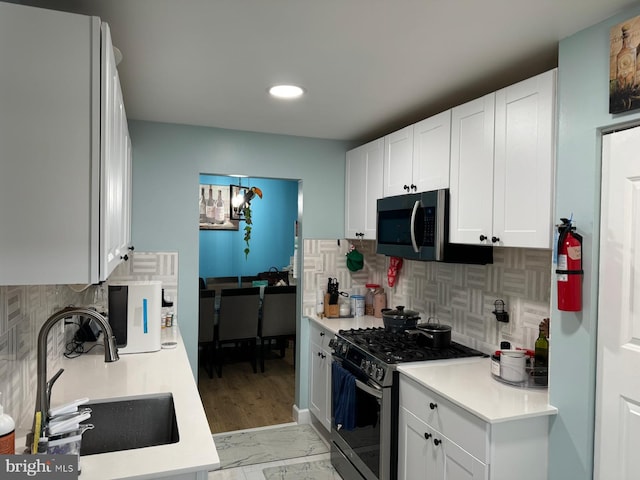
[214,287,261,377]
[198,288,215,378]
[259,285,297,372]
[240,275,261,287]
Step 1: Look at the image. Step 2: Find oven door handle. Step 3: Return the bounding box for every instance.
[355,378,383,399]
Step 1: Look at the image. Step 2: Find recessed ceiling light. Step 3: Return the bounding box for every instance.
[269,84,304,99]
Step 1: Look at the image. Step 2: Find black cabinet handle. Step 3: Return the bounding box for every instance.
[317,352,326,359]
[424,433,432,440]
[120,254,129,261]
[403,184,410,191]
[492,236,500,243]
[433,438,441,446]
[410,184,416,191]
[128,245,135,251]
[479,235,487,241]
[429,402,437,410]
[320,331,325,337]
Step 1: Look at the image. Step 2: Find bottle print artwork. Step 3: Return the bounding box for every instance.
[617,25,636,89]
[199,187,206,223]
[214,189,225,224]
[206,186,215,223]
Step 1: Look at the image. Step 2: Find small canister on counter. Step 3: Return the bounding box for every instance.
[373,288,387,318]
[351,295,365,317]
[365,284,380,316]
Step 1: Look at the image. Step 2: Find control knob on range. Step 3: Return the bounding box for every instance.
[341,343,348,355]
[375,367,385,382]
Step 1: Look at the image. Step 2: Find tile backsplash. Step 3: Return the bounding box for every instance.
[303,239,551,354]
[0,252,178,433]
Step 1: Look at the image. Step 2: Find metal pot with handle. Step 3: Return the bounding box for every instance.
[382,306,421,333]
[408,317,452,349]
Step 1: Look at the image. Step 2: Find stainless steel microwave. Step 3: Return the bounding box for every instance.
[376,189,493,264]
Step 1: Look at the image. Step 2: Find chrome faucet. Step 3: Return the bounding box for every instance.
[33,306,119,435]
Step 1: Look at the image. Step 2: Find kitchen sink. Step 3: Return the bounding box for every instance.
[80,392,179,456]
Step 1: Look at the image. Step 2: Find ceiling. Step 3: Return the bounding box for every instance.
[16,0,637,142]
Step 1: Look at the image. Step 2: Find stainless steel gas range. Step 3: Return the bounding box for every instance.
[329,327,486,480]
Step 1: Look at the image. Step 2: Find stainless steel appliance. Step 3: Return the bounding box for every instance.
[329,327,486,480]
[376,188,493,264]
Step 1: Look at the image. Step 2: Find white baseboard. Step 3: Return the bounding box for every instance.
[293,405,311,425]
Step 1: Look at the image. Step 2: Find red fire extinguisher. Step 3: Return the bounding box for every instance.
[556,218,583,311]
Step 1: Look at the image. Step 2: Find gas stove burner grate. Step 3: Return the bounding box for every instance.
[338,327,486,365]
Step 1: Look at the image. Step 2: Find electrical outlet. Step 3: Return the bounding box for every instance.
[315,259,324,272]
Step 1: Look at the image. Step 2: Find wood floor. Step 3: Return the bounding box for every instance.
[197,341,296,433]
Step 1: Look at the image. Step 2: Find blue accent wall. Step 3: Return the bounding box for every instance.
[129,120,349,407]
[198,175,298,278]
[553,4,640,478]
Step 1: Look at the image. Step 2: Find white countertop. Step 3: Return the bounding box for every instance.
[398,357,558,424]
[45,326,218,479]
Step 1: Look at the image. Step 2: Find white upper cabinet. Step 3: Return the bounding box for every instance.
[449,70,556,248]
[493,69,556,248]
[449,94,496,245]
[101,23,133,280]
[412,110,452,192]
[345,138,384,240]
[383,126,414,196]
[383,111,451,197]
[0,4,131,285]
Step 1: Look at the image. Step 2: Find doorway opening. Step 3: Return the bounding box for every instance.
[196,173,301,434]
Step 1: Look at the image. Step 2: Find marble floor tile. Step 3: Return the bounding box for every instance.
[209,424,339,480]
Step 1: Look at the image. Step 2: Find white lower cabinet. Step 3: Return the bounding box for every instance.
[399,408,487,480]
[309,320,332,431]
[399,375,549,480]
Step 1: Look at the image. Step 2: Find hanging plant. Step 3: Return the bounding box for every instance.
[242,187,263,259]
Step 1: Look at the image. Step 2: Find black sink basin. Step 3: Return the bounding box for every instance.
[80,392,179,456]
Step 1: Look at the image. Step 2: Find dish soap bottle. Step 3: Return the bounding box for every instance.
[0,392,15,454]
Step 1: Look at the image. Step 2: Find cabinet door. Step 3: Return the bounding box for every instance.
[493,69,556,248]
[309,339,331,431]
[0,3,100,285]
[101,23,131,280]
[398,407,442,479]
[345,138,384,240]
[383,126,414,197]
[449,94,495,244]
[413,111,452,192]
[439,434,488,480]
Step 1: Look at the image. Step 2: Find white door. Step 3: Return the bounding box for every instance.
[595,126,640,479]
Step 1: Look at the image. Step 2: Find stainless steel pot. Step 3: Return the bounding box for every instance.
[382,306,421,333]
[409,318,452,349]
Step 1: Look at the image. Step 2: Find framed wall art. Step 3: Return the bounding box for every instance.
[610,14,640,113]
[199,184,239,230]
